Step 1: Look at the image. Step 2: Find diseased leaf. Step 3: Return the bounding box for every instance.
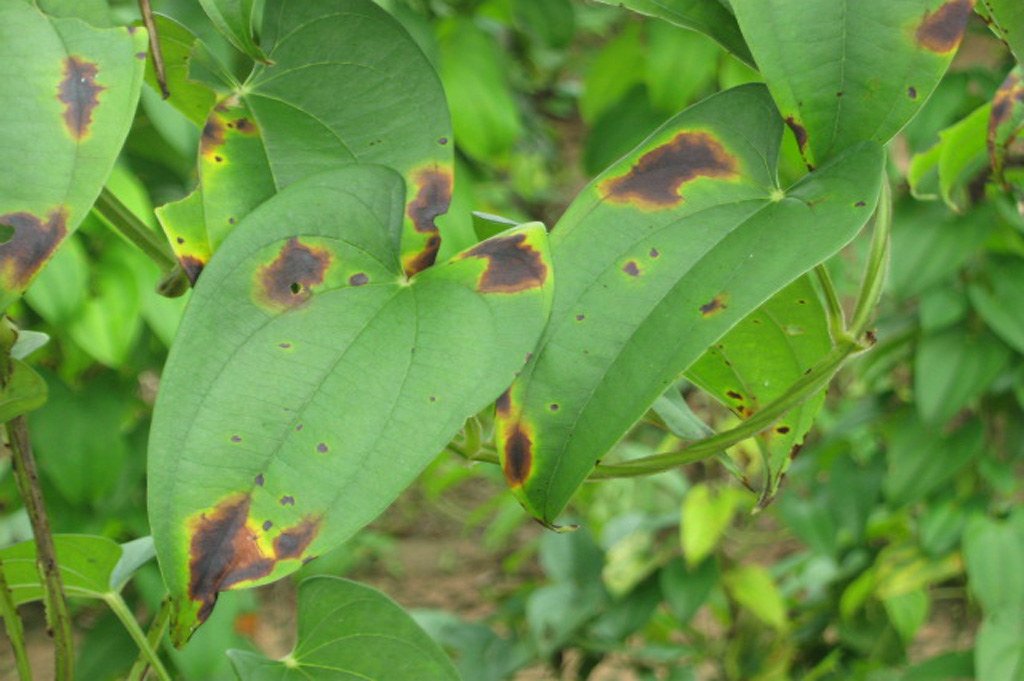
[143,15,218,126]
[495,85,883,524]
[158,0,453,282]
[989,67,1024,184]
[228,577,459,680]
[198,0,268,63]
[0,2,146,311]
[686,275,832,498]
[978,0,1024,65]
[732,0,974,167]
[149,165,552,643]
[592,0,754,67]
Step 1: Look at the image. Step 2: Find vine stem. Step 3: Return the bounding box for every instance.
[108,593,173,681]
[5,416,73,681]
[0,558,33,680]
[137,0,169,98]
[94,189,177,273]
[814,264,846,341]
[850,175,892,339]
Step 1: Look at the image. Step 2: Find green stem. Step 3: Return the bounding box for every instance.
[126,597,171,681]
[94,189,177,272]
[814,264,846,342]
[0,558,33,680]
[107,593,173,681]
[849,175,893,339]
[5,416,73,681]
[588,338,863,478]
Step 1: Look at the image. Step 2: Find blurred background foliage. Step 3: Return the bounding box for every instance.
[2,0,1023,679]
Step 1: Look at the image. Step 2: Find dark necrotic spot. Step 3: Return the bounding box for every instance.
[254,474,264,487]
[404,235,442,277]
[279,342,291,349]
[176,237,185,244]
[495,388,512,417]
[549,403,560,412]
[726,390,743,401]
[316,443,328,454]
[784,116,809,153]
[916,0,974,53]
[439,137,449,145]
[262,520,273,531]
[180,255,206,285]
[503,424,533,487]
[58,57,105,139]
[280,496,295,506]
[576,314,585,321]
[233,118,257,134]
[776,426,791,434]
[465,233,548,293]
[200,115,226,157]
[429,395,437,402]
[855,201,866,207]
[649,248,660,258]
[407,169,453,235]
[623,260,641,277]
[231,435,242,443]
[789,443,803,461]
[991,74,1023,127]
[348,272,369,287]
[908,86,918,99]
[135,51,147,60]
[0,209,68,288]
[273,517,320,560]
[259,238,331,308]
[187,495,274,623]
[700,294,728,317]
[601,131,737,207]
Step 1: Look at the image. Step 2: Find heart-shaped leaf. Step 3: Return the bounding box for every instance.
[0,359,48,422]
[593,0,755,67]
[227,577,460,680]
[686,275,832,499]
[731,0,974,167]
[149,165,552,643]
[494,84,883,525]
[159,0,453,282]
[0,2,146,311]
[198,0,268,63]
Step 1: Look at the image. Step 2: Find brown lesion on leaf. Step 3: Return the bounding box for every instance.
[601,131,737,208]
[495,387,513,418]
[403,167,454,276]
[0,208,68,289]
[257,238,332,309]
[776,426,791,435]
[991,73,1023,128]
[348,272,369,287]
[622,261,641,277]
[700,294,729,317]
[502,422,534,487]
[200,115,226,158]
[916,0,975,53]
[784,116,809,156]
[726,390,743,401]
[58,57,106,140]
[179,256,206,285]
[230,118,258,135]
[187,495,323,624]
[464,233,548,293]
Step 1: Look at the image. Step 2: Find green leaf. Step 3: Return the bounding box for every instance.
[10,330,50,360]
[660,557,719,623]
[645,21,722,114]
[198,0,268,63]
[143,15,218,126]
[732,0,972,166]
[914,327,1011,425]
[969,255,1024,353]
[882,589,929,642]
[681,483,742,567]
[976,610,1024,681]
[412,611,534,681]
[686,275,832,497]
[883,411,984,506]
[580,23,646,125]
[436,17,522,163]
[962,512,1024,614]
[723,564,788,630]
[30,371,131,506]
[160,0,453,281]
[149,166,552,644]
[652,384,715,441]
[0,534,154,604]
[512,0,575,48]
[909,103,989,211]
[0,2,146,311]
[228,577,459,680]
[978,0,1024,65]
[0,359,48,422]
[592,0,754,67]
[495,84,883,524]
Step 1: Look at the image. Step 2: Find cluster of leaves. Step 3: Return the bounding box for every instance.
[0,0,1022,680]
